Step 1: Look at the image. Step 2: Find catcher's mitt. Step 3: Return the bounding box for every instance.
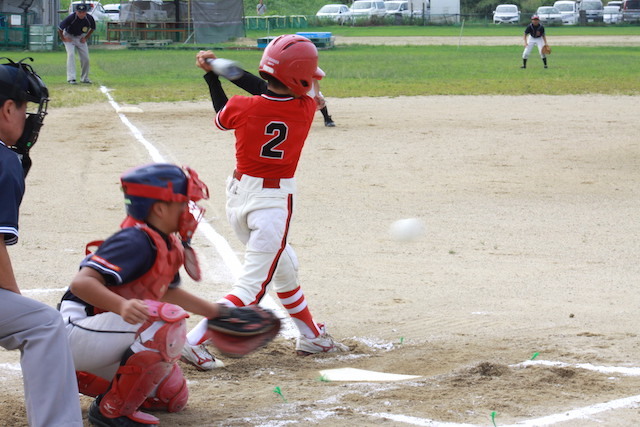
[542,44,551,55]
[205,305,281,358]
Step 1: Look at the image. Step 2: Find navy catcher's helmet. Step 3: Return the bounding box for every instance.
[120,163,209,241]
[121,163,188,221]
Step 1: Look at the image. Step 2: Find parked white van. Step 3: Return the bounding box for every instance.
[350,0,386,18]
[553,0,580,24]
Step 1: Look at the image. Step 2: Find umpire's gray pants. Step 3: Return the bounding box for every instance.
[63,34,90,82]
[0,289,82,427]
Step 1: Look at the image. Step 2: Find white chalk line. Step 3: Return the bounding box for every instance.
[99,86,296,338]
[100,89,640,425]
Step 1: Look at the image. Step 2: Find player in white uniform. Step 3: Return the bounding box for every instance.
[0,58,83,427]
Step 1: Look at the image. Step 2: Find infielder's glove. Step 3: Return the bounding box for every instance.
[205,305,281,358]
[542,44,552,55]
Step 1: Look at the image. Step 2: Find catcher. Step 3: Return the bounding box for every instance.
[58,163,280,427]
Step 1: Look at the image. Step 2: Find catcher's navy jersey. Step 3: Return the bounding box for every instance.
[61,226,180,307]
[215,93,316,179]
[0,142,24,246]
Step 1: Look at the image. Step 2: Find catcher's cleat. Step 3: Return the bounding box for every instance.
[88,399,155,427]
[180,342,224,371]
[295,325,349,356]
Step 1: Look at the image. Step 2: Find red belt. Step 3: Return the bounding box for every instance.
[233,170,281,189]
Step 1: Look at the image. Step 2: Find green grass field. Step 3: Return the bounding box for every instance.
[3,36,638,107]
[245,24,640,38]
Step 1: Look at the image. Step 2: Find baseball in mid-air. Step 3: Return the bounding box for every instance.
[389,218,425,242]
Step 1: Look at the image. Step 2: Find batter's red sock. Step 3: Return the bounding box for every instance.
[277,287,321,338]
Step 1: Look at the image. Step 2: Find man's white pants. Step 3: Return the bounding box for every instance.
[63,34,90,81]
[522,35,546,59]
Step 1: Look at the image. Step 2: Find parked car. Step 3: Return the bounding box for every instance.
[603,4,623,21]
[492,4,520,24]
[535,6,563,24]
[350,0,386,18]
[621,0,640,21]
[385,1,413,18]
[68,1,110,21]
[316,4,352,24]
[103,3,121,23]
[579,0,604,22]
[553,0,580,24]
[607,0,623,7]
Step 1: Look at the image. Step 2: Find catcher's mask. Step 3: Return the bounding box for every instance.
[0,57,49,176]
[120,163,209,242]
[258,34,325,96]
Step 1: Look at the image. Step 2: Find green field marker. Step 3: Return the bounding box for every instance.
[273,386,287,402]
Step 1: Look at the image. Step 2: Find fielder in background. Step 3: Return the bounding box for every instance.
[0,58,83,427]
[58,3,95,84]
[58,163,280,427]
[182,35,349,371]
[521,15,549,69]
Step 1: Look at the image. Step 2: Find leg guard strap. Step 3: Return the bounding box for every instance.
[142,363,189,413]
[100,351,172,418]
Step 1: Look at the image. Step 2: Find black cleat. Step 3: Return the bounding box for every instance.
[324,116,335,127]
[88,399,150,427]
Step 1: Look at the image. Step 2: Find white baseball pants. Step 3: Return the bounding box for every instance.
[523,36,546,59]
[224,173,299,304]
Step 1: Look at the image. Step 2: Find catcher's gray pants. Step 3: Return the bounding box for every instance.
[0,289,82,427]
[523,35,546,59]
[63,34,90,82]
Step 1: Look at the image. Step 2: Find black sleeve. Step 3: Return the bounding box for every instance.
[231,71,268,96]
[204,71,228,112]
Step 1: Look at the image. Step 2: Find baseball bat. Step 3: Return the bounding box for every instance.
[205,58,243,81]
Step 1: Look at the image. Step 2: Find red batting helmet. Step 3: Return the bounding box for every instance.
[259,34,325,96]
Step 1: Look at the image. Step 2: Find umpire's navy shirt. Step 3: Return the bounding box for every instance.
[0,141,24,246]
[58,12,96,36]
[524,23,545,38]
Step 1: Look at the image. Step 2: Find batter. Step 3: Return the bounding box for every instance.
[182,35,349,370]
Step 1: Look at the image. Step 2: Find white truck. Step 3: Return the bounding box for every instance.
[429,0,460,23]
[408,0,430,17]
[553,0,580,24]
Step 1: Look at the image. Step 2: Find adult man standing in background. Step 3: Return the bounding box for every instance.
[256,0,267,15]
[58,3,95,84]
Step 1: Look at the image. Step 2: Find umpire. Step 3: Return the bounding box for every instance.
[0,58,83,426]
[58,3,95,84]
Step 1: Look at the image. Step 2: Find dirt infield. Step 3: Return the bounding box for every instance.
[1,92,638,426]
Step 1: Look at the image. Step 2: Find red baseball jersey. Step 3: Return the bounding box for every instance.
[215,93,316,179]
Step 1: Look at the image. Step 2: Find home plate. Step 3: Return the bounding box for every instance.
[116,106,144,113]
[319,368,421,382]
